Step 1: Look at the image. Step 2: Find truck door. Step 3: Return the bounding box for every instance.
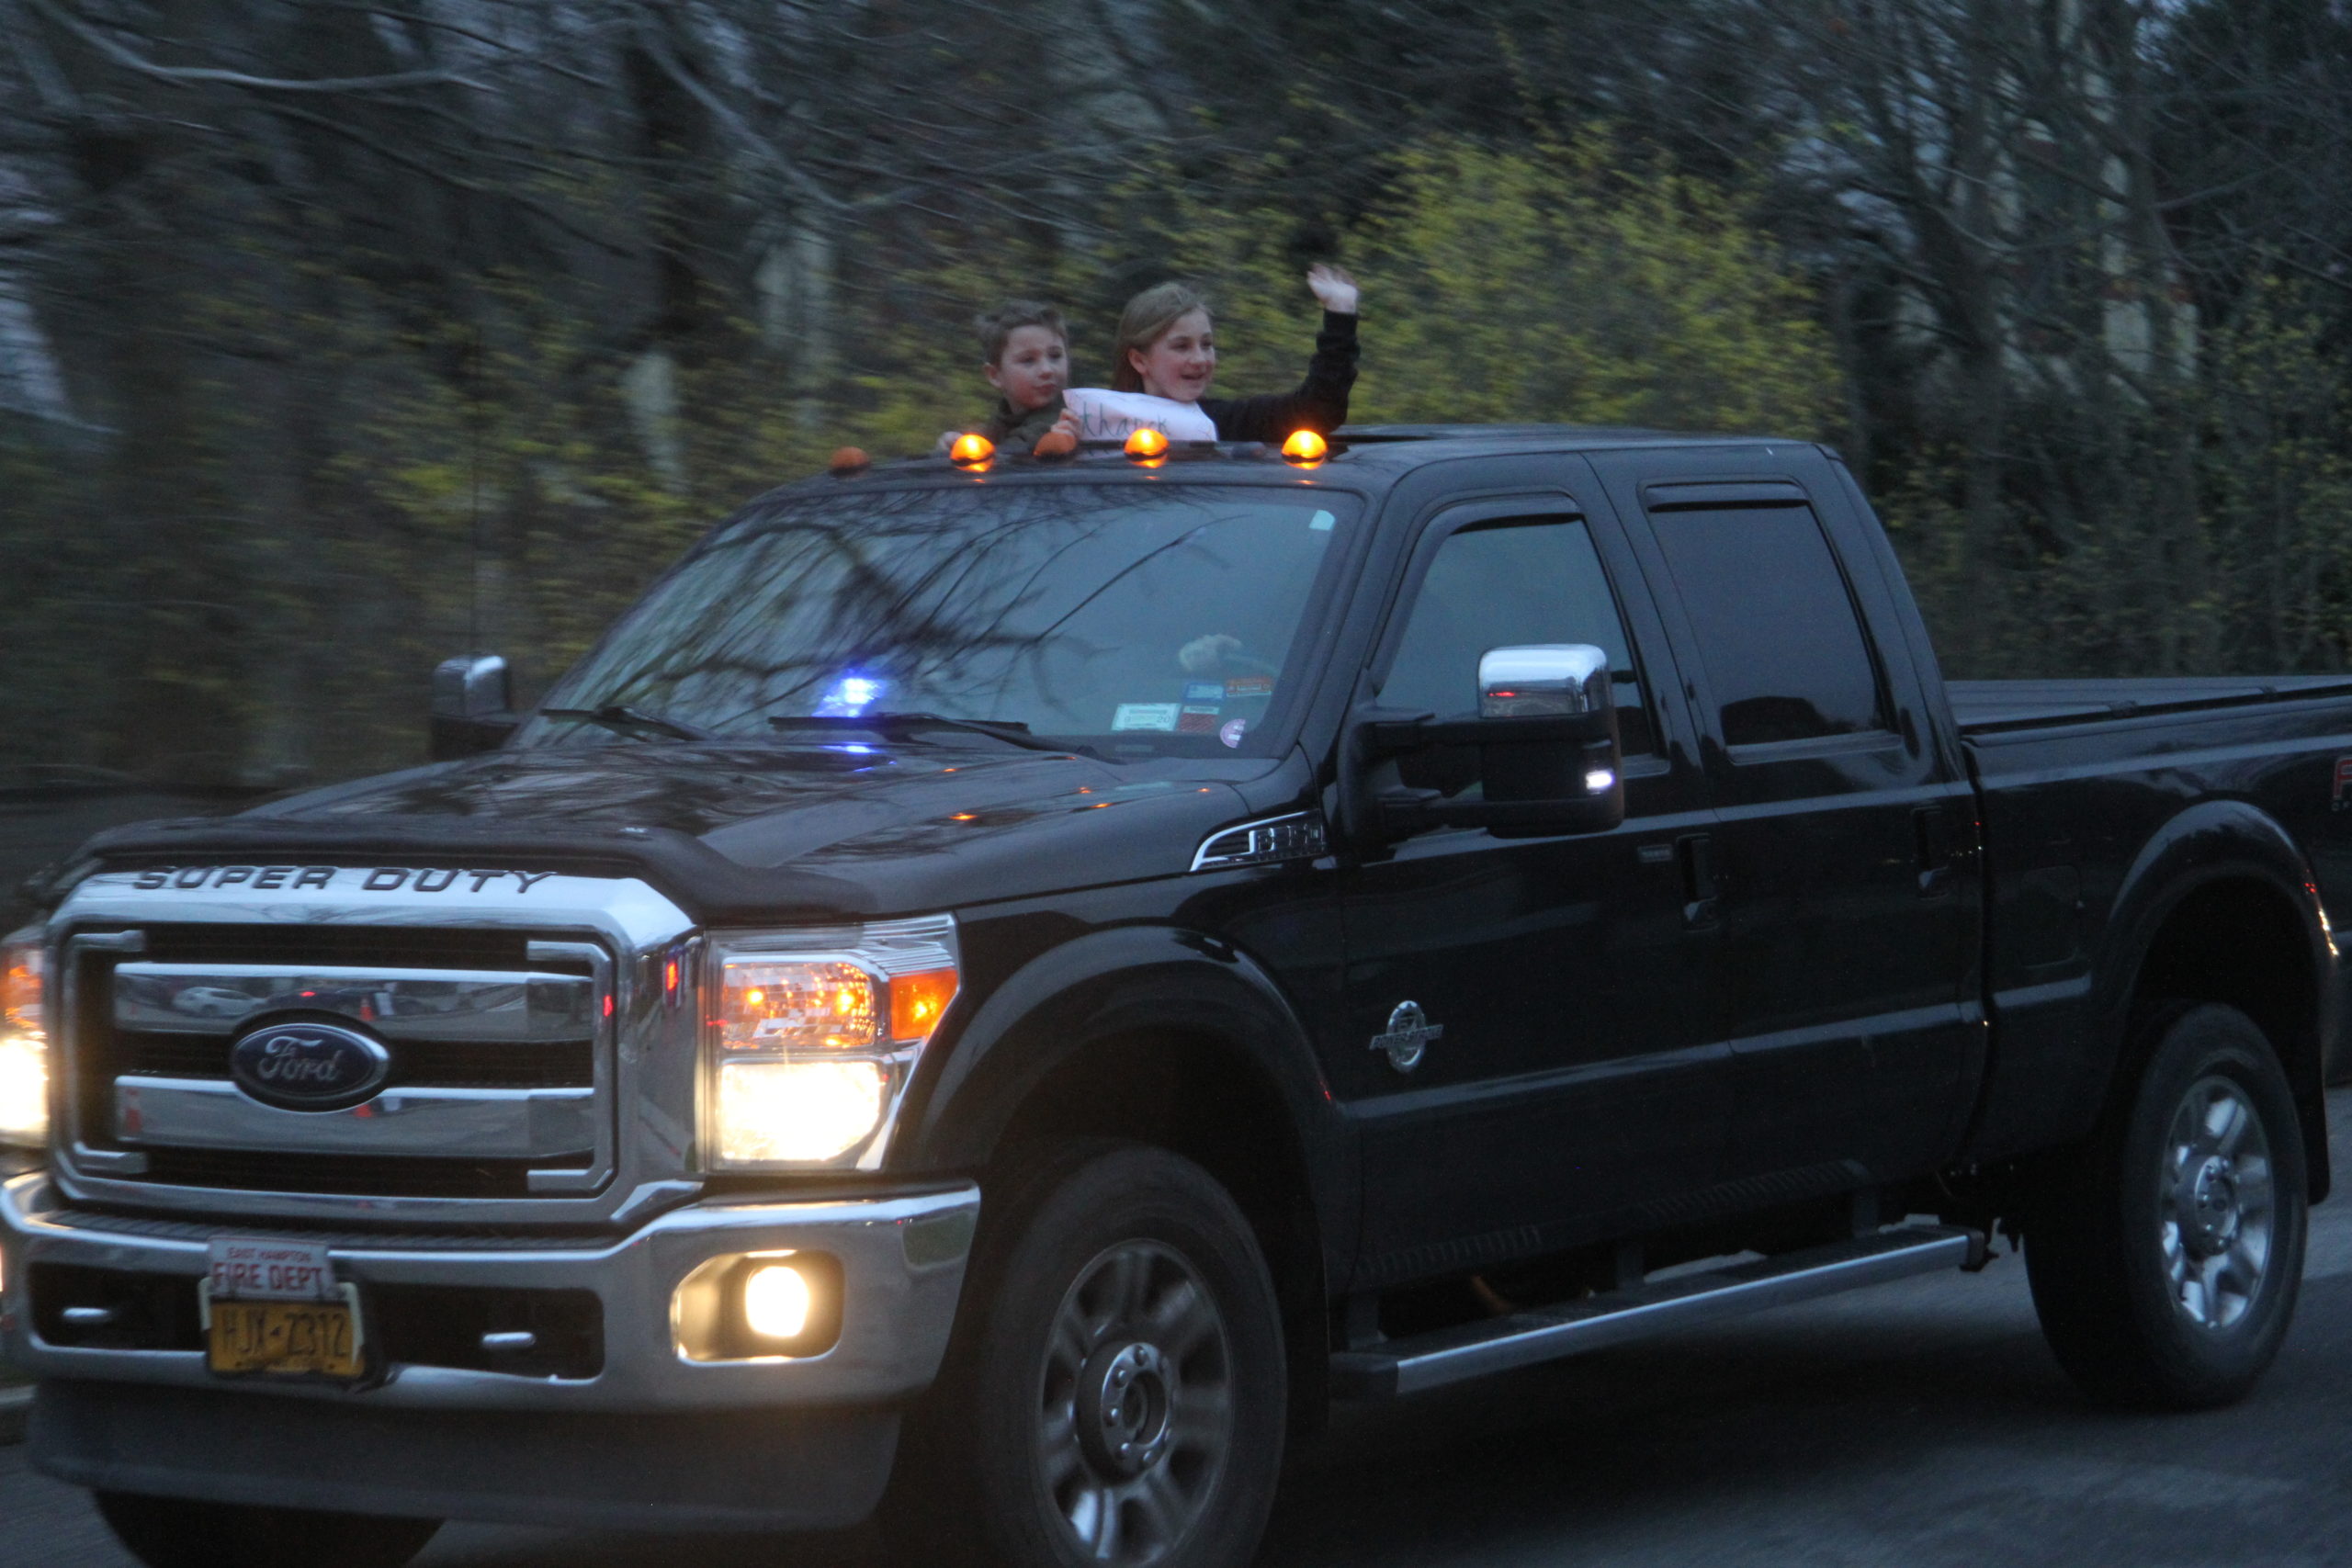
[1338,480,1725,1285]
[1594,450,1982,1190]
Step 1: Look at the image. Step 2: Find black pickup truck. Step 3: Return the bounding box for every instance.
[4,425,2350,1568]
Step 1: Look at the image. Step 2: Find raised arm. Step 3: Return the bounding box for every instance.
[1199,265,1361,444]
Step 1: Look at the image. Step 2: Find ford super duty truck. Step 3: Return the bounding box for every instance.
[4,424,2351,1568]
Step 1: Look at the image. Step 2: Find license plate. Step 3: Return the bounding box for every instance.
[202,1235,364,1380]
[207,1293,363,1379]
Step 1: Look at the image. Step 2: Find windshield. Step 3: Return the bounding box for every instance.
[515,482,1358,759]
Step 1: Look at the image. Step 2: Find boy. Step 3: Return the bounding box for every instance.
[967,299,1080,451]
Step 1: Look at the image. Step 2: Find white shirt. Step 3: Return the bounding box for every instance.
[1062,388,1217,443]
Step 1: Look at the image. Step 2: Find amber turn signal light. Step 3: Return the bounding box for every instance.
[1281,429,1329,467]
[949,433,995,468]
[1124,427,1170,465]
[888,967,958,1042]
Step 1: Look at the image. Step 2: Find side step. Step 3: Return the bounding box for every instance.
[1330,1224,1982,1401]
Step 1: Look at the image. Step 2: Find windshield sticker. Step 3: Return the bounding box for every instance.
[1225,676,1273,700]
[1219,717,1250,749]
[1112,703,1181,732]
[1178,705,1222,734]
[1183,682,1225,703]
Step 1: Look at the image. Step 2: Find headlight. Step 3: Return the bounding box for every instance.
[701,916,957,1170]
[0,926,48,1148]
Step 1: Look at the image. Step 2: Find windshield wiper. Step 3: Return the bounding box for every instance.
[540,705,722,742]
[768,712,1102,759]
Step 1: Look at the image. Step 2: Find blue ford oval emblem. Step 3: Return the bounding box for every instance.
[229,1021,392,1111]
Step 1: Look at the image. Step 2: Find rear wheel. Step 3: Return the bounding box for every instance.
[94,1492,440,1568]
[885,1141,1285,1568]
[2025,1002,2308,1408]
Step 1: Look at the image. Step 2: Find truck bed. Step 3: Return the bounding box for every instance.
[1948,676,2352,734]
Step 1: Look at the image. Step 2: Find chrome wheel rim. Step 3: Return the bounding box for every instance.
[1038,1240,1232,1564]
[2158,1074,2276,1330]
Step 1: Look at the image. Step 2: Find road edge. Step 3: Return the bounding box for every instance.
[0,1384,31,1445]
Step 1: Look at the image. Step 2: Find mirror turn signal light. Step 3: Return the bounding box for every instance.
[1124,427,1170,465]
[949,433,995,469]
[1281,429,1329,467]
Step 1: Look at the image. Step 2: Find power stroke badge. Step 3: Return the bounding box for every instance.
[1371,1000,1444,1074]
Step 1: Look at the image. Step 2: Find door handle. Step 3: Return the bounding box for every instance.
[1677,833,1720,928]
[1914,806,1953,897]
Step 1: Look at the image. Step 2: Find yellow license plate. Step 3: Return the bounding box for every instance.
[207,1298,362,1379]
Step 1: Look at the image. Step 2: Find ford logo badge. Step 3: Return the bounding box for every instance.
[229,1021,393,1111]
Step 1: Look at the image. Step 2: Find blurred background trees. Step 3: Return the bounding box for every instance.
[5,0,2352,784]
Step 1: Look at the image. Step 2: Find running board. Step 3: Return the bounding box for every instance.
[1330,1224,1982,1401]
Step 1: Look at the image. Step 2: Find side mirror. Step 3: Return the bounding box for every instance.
[429,654,519,761]
[1342,643,1624,843]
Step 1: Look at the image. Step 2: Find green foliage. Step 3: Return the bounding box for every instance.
[1883,276,2352,680]
[1129,136,1838,435]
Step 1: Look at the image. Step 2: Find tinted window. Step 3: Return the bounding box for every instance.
[1380,516,1654,756]
[1648,504,1883,747]
[518,486,1353,758]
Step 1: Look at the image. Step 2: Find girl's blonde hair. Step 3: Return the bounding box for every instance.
[1112,282,1212,393]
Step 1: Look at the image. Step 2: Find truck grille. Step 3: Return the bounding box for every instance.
[65,922,616,1202]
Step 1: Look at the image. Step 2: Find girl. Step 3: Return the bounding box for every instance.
[1062,265,1361,444]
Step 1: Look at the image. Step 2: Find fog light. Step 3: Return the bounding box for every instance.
[673,1250,844,1361]
[743,1263,813,1340]
[1585,768,1617,794]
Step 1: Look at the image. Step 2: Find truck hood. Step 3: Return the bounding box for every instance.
[71,742,1259,923]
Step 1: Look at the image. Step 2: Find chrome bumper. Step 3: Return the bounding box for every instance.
[0,1170,978,1412]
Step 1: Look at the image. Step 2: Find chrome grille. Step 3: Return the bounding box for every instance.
[67,926,616,1201]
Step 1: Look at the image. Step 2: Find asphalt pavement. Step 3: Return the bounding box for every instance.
[11,1095,2352,1568]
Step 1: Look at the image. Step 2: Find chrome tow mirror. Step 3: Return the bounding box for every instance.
[1479,644,1611,719]
[1344,642,1624,843]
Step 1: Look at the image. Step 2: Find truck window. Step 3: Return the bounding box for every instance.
[514,485,1358,759]
[1648,503,1884,748]
[1379,516,1655,757]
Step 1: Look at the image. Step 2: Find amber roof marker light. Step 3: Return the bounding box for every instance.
[827,446,870,477]
[1282,429,1329,468]
[949,433,995,470]
[1124,427,1170,468]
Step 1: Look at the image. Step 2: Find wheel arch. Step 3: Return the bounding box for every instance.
[898,925,1355,1428]
[2095,800,2335,1201]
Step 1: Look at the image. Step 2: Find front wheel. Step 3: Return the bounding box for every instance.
[94,1492,440,1568]
[2025,1002,2309,1409]
[885,1141,1287,1568]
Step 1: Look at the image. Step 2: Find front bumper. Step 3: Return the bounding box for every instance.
[0,1170,980,1528]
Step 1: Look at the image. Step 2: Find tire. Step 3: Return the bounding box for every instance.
[885,1141,1287,1568]
[94,1492,441,1568]
[2025,1002,2309,1409]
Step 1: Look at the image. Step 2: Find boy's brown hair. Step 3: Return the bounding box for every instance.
[974,300,1068,366]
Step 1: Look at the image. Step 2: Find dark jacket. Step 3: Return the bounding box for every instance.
[1201,310,1359,443]
[979,392,1068,450]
